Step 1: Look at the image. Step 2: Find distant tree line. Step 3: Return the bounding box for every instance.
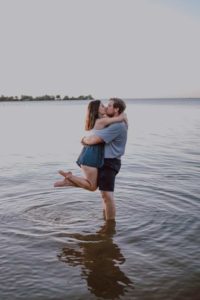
[0,94,94,102]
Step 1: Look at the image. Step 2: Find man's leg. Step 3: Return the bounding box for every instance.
[100,191,116,220]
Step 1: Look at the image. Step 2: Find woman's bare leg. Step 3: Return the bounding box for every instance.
[54,177,78,188]
[59,165,98,191]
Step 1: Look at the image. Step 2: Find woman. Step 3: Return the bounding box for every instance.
[55,100,127,191]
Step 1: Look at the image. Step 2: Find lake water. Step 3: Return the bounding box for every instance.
[0,99,200,300]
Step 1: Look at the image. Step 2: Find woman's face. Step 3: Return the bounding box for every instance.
[98,102,106,115]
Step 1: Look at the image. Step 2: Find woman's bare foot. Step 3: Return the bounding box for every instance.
[54,178,72,187]
[58,170,72,178]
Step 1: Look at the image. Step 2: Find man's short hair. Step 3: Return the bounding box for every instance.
[109,98,126,114]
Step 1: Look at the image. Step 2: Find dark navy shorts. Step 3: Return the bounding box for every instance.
[97,158,121,192]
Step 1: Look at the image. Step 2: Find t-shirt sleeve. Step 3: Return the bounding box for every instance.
[94,123,122,143]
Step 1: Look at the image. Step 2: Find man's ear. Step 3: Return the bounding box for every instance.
[115,107,119,114]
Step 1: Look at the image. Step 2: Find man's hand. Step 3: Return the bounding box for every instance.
[123,113,129,127]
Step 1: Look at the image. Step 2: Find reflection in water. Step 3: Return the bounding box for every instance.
[58,221,133,299]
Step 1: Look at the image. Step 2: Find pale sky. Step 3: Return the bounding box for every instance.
[0,0,200,99]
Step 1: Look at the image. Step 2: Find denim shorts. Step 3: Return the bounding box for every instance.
[76,144,104,168]
[97,158,121,192]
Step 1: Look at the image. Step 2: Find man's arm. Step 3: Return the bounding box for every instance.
[81,135,104,145]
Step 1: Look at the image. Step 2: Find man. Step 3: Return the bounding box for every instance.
[54,98,128,221]
[81,98,128,220]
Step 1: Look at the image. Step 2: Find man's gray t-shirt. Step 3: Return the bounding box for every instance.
[95,122,128,159]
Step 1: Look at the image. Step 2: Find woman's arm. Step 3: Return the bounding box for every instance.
[81,135,103,145]
[94,113,127,129]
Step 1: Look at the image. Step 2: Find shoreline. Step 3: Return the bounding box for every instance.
[0,97,200,102]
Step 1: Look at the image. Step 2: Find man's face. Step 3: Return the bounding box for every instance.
[106,100,118,117]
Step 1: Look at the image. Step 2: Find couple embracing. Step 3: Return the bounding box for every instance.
[54,98,128,221]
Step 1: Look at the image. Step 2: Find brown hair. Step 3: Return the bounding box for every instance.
[85,100,101,130]
[110,98,126,114]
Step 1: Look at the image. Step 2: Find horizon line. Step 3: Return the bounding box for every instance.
[1,96,200,101]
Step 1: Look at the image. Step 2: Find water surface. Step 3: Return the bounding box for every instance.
[0,99,200,299]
